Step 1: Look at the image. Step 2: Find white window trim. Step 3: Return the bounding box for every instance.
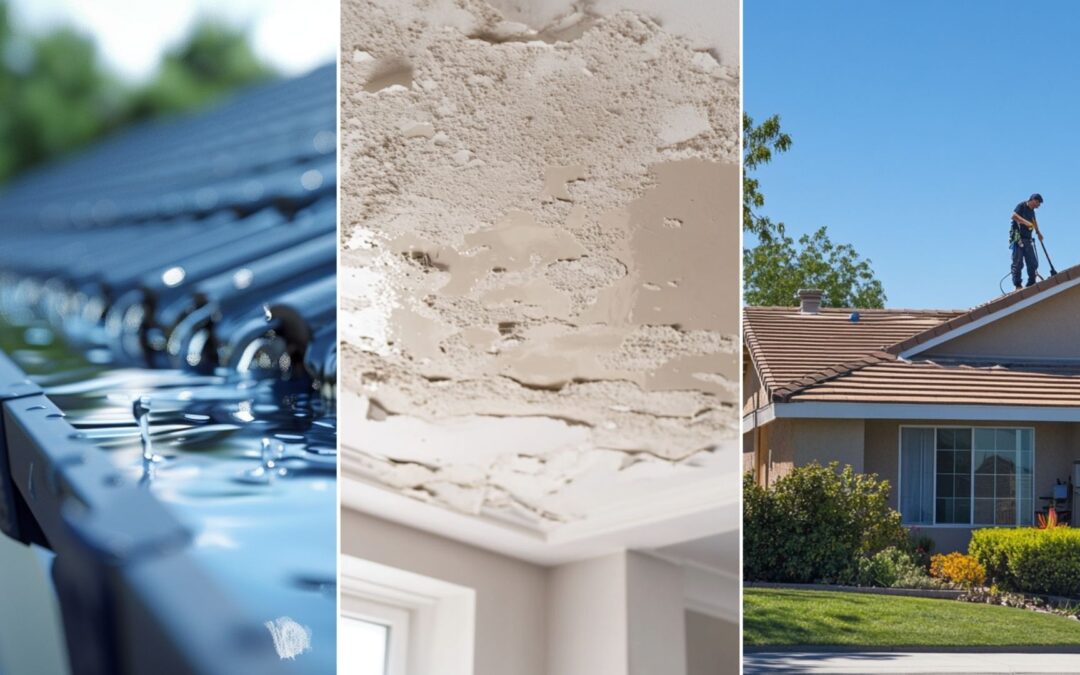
[340,555,475,675]
[342,599,410,675]
[898,425,1035,528]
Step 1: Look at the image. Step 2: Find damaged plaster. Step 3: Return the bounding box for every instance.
[341,0,740,531]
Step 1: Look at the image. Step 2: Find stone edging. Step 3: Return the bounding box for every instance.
[745,581,964,600]
[744,645,1080,654]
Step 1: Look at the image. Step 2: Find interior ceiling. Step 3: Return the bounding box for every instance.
[341,0,739,552]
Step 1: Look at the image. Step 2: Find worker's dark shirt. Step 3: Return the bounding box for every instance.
[1012,201,1037,240]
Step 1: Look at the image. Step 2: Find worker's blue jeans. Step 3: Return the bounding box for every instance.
[1011,239,1038,288]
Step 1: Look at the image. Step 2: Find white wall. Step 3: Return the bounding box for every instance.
[627,552,688,675]
[546,553,628,675]
[686,611,739,675]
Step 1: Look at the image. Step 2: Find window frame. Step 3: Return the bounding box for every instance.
[341,598,410,675]
[897,424,1035,528]
[340,555,476,675]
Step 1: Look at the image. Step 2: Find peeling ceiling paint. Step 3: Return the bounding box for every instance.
[341,0,740,535]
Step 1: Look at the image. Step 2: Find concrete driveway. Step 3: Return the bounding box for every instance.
[744,652,1080,674]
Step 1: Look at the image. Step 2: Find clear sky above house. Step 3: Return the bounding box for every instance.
[11,0,337,81]
[745,0,1080,310]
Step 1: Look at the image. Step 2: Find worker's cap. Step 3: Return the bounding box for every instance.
[1030,193,1044,203]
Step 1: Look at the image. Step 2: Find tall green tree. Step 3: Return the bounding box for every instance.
[743,113,790,243]
[743,113,886,308]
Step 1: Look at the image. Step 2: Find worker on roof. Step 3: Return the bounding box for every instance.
[1009,193,1043,290]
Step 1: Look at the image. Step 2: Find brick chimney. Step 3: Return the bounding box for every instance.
[796,289,823,315]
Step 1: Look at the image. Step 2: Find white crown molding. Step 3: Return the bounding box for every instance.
[341,464,739,566]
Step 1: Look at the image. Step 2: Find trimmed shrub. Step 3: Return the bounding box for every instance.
[969,528,1080,598]
[743,463,907,584]
[929,552,986,588]
[857,547,942,589]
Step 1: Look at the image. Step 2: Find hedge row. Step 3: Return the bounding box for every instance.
[969,528,1080,598]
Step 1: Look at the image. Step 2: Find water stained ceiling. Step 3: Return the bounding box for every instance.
[341,0,740,545]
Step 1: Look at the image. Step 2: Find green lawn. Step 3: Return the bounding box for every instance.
[745,588,1080,647]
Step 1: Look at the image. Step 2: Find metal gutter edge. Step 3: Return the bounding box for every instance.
[0,350,292,675]
[771,401,1080,423]
[741,404,775,432]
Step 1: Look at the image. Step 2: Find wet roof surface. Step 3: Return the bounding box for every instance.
[0,66,339,673]
[0,65,336,227]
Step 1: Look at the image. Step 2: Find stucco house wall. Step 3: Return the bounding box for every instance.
[742,430,755,475]
[758,418,866,482]
[925,284,1080,361]
[745,416,1080,553]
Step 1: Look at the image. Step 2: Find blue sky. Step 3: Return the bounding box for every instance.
[745,0,1080,309]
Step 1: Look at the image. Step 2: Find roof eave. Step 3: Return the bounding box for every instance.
[769,400,1080,423]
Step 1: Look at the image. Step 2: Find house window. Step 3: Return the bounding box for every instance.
[341,616,391,675]
[935,428,972,524]
[973,428,1034,526]
[900,427,1033,527]
[341,597,410,675]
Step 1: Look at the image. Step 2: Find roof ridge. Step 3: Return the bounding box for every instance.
[885,264,1080,356]
[745,306,966,315]
[770,351,897,402]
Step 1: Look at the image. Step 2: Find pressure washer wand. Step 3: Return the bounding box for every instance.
[1038,235,1058,276]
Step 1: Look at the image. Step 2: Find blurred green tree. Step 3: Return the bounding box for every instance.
[0,2,123,181]
[0,3,275,184]
[126,20,275,121]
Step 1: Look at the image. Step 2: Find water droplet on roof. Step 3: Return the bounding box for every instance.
[301,169,324,191]
[234,268,254,289]
[313,130,335,154]
[162,266,186,287]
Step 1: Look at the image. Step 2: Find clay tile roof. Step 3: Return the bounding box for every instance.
[770,350,897,401]
[746,263,1080,408]
[784,358,1080,407]
[743,306,962,397]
